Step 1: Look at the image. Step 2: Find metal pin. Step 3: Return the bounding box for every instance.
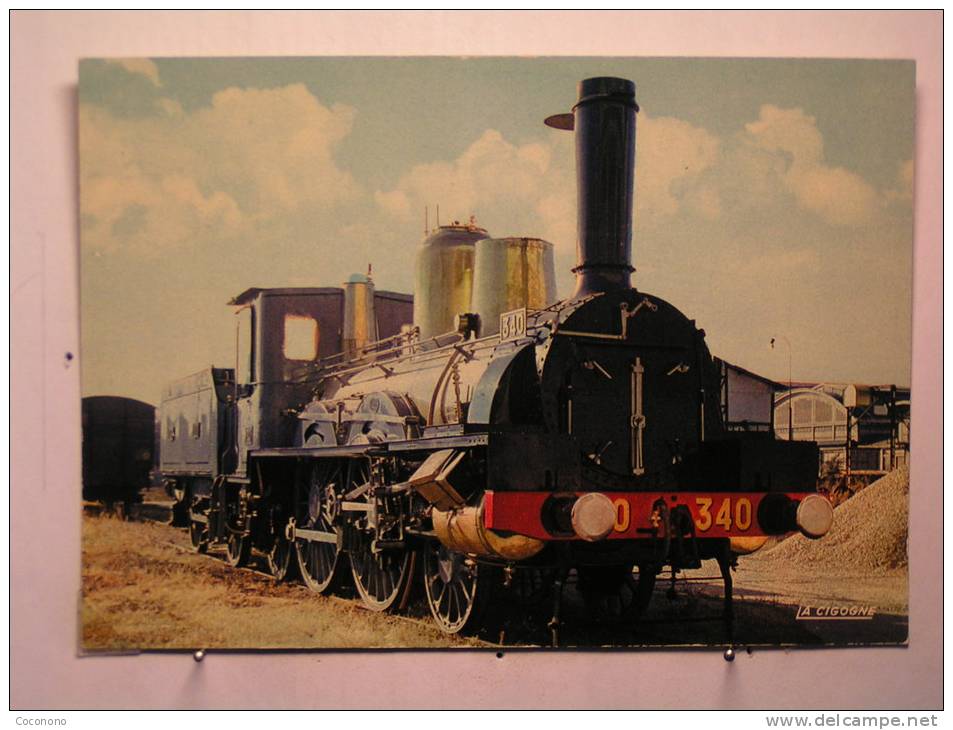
[723,647,735,662]
[193,649,206,662]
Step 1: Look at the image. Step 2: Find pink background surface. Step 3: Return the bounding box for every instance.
[10,11,942,709]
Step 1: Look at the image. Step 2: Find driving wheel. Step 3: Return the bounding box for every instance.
[347,460,416,612]
[422,541,494,634]
[225,530,251,568]
[295,461,346,594]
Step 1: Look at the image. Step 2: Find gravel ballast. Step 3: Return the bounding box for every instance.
[750,466,909,576]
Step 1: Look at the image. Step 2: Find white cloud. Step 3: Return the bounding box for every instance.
[80,86,913,400]
[82,167,242,245]
[630,104,892,230]
[195,85,360,212]
[375,128,575,251]
[635,114,720,219]
[899,158,914,191]
[787,163,880,226]
[885,158,914,205]
[80,84,360,253]
[105,58,162,86]
[373,104,903,277]
[743,105,881,226]
[376,114,726,253]
[373,189,412,219]
[745,105,824,162]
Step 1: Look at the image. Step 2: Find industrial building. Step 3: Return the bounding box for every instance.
[774,383,910,476]
[716,360,910,478]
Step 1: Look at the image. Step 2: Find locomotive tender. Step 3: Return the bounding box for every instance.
[161,77,832,639]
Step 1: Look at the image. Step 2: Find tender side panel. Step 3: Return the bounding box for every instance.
[159,368,230,475]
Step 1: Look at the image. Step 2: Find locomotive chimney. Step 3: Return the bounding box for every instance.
[546,77,638,296]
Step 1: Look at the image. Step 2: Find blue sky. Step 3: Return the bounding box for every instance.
[79,57,914,404]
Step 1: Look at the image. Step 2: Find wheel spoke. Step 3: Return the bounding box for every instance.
[371,558,380,600]
[318,545,329,578]
[320,547,328,576]
[425,545,481,632]
[297,462,346,594]
[452,584,463,623]
[377,561,385,600]
[449,584,459,623]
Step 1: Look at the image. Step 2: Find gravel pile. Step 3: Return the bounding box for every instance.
[750,466,909,576]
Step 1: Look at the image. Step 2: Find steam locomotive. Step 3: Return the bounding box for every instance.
[160,77,832,641]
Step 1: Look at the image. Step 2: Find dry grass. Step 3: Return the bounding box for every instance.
[81,515,479,651]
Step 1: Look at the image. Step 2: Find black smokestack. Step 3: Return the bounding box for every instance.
[548,77,639,296]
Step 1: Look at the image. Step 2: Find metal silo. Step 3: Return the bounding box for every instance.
[413,220,490,339]
[471,237,558,336]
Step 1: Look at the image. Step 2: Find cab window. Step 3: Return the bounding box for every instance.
[284,314,319,361]
[236,306,254,384]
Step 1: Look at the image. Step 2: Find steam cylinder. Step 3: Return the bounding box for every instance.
[471,237,558,336]
[413,222,490,339]
[342,273,378,359]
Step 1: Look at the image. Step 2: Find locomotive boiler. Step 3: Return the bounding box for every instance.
[162,77,832,641]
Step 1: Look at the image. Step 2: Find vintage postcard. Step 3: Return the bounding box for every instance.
[78,57,913,650]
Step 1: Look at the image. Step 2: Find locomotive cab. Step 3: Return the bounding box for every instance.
[229,287,343,475]
[227,285,415,473]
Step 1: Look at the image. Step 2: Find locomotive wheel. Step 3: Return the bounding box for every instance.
[351,541,417,612]
[347,460,416,612]
[295,461,346,594]
[422,542,493,634]
[223,482,251,568]
[266,536,294,581]
[189,518,208,554]
[225,532,251,568]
